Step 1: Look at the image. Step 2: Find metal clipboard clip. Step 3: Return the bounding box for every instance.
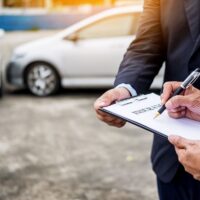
[116,95,148,106]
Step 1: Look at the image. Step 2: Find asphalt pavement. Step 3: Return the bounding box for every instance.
[0,31,158,200]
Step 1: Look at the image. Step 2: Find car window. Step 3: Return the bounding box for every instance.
[76,13,140,39]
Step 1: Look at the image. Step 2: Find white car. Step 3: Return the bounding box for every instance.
[6,5,163,96]
[0,29,4,38]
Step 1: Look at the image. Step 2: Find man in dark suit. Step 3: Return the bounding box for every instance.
[94,0,200,199]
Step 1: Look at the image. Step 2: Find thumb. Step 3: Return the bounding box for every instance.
[168,135,190,149]
[165,95,192,110]
[96,97,112,108]
[162,82,181,104]
[95,90,119,108]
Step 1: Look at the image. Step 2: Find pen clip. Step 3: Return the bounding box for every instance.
[182,68,200,88]
[190,72,200,85]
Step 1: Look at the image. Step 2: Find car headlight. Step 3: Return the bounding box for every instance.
[12,52,26,60]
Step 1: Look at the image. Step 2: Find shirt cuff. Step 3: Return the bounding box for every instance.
[116,83,137,97]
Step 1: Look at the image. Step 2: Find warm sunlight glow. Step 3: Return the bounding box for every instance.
[2,0,143,8]
[3,0,116,7]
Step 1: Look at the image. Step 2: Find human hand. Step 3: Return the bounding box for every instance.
[161,81,200,121]
[169,135,200,180]
[94,87,131,128]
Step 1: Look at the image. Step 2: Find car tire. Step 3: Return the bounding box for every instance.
[25,62,60,97]
[0,69,3,98]
[0,79,3,98]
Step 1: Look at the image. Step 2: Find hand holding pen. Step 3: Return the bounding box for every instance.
[154,68,200,119]
[163,82,200,121]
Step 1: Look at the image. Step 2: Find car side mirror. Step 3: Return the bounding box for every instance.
[67,34,79,42]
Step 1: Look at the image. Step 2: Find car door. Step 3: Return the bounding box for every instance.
[62,12,140,78]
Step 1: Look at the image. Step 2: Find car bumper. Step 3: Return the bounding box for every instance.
[6,61,25,88]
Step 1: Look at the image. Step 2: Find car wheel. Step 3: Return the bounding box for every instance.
[26,63,60,97]
[0,69,3,98]
[0,78,3,98]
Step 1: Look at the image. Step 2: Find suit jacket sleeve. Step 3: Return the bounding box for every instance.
[114,0,165,94]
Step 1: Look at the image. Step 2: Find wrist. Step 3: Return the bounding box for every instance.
[116,83,137,97]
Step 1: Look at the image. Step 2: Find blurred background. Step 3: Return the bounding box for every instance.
[0,0,162,199]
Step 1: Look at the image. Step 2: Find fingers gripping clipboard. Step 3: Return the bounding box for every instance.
[100,93,200,140]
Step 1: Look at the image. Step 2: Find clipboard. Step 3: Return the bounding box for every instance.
[100,93,200,140]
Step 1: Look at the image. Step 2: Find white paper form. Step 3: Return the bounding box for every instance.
[101,93,200,140]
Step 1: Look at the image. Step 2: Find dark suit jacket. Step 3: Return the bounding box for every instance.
[114,0,200,183]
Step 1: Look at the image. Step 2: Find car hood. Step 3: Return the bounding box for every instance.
[13,36,60,55]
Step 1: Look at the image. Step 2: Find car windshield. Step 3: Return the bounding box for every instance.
[76,13,140,39]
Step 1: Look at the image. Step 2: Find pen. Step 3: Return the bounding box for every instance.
[154,68,200,119]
